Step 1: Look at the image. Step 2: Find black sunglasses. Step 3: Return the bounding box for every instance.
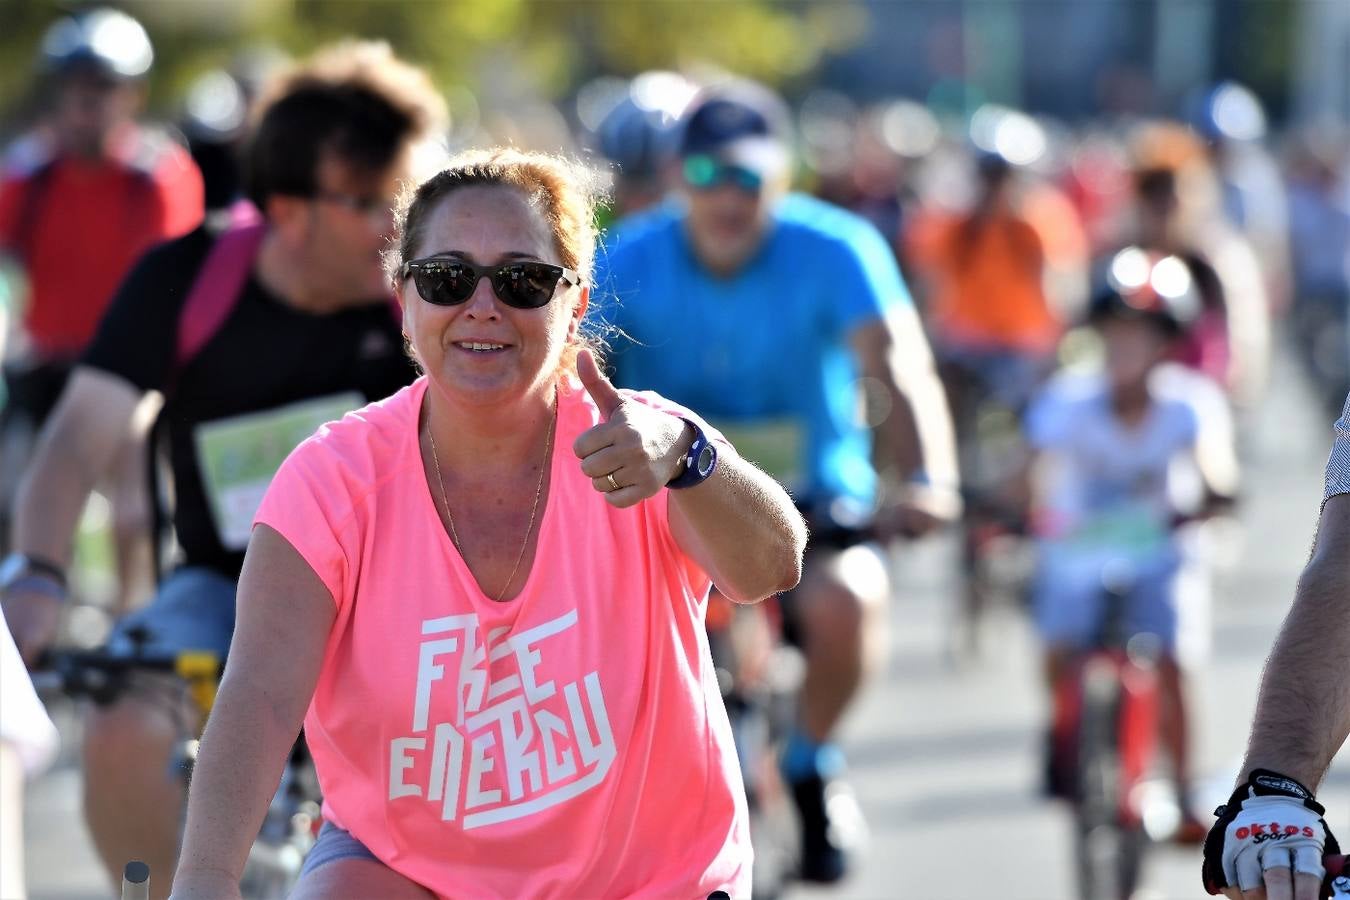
[401,257,581,309]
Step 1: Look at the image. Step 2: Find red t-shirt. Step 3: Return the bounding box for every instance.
[0,127,204,358]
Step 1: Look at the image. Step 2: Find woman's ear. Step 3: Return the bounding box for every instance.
[567,285,590,341]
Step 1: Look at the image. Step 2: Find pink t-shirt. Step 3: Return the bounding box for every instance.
[254,376,751,899]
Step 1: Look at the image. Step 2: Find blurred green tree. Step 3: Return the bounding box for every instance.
[0,0,864,136]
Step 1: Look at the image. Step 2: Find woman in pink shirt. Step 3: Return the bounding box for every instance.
[170,148,806,900]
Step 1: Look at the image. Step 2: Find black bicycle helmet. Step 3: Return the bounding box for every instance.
[39,8,153,82]
[1090,247,1201,336]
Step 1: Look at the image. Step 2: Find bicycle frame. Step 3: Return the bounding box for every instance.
[1049,575,1164,900]
[1053,646,1161,826]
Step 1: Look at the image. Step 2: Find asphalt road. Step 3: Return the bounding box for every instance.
[19,347,1349,900]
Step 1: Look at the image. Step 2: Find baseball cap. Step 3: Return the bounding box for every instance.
[678,81,792,177]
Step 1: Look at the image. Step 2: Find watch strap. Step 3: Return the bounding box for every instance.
[1,553,67,591]
[5,573,68,601]
[667,418,717,490]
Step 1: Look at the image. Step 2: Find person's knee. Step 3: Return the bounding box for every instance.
[83,697,178,779]
[799,580,866,641]
[797,547,888,646]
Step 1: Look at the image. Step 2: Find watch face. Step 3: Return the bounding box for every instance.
[696,443,716,477]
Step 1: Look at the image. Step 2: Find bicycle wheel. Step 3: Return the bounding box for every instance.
[1073,657,1138,900]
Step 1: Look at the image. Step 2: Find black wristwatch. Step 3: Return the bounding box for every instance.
[667,419,718,490]
[0,552,67,593]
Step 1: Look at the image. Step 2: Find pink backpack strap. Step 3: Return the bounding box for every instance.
[173,220,267,374]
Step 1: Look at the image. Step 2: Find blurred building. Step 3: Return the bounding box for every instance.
[1293,0,1350,125]
[818,0,1350,125]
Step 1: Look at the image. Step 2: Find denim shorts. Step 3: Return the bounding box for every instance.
[937,342,1053,413]
[1032,546,1181,651]
[106,567,237,658]
[298,821,379,877]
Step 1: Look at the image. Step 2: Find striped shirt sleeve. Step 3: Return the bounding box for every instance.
[1325,391,1350,505]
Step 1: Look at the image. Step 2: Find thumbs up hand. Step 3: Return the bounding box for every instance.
[576,347,625,420]
[573,349,693,508]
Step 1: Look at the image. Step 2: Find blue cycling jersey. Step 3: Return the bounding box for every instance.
[594,193,912,510]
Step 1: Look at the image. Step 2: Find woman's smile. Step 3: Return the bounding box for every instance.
[452,340,512,354]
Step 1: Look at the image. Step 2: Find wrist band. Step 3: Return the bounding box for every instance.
[5,572,69,601]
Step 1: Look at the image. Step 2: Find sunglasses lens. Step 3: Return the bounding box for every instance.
[730,167,763,192]
[683,155,763,193]
[414,263,475,306]
[410,260,563,309]
[683,155,719,189]
[495,263,560,309]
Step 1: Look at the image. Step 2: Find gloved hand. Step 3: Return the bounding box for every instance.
[1202,769,1341,898]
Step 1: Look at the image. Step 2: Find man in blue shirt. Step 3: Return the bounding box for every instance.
[597,80,959,882]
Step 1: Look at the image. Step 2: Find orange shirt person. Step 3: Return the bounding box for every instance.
[912,206,1057,355]
[907,152,1083,359]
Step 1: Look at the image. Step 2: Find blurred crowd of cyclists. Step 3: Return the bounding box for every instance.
[587,70,1348,415]
[5,12,1345,431]
[1,6,1348,899]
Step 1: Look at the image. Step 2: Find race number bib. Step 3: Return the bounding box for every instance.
[710,417,805,491]
[1069,502,1170,555]
[194,393,363,550]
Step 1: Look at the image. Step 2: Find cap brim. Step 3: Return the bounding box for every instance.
[701,137,789,177]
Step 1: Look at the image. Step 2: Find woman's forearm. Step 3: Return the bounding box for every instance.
[669,451,806,603]
[174,671,303,890]
[174,527,335,896]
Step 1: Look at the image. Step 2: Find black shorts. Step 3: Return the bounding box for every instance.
[2,359,74,431]
[796,499,874,551]
[778,499,879,648]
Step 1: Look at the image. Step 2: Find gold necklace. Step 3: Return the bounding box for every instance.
[426,403,555,603]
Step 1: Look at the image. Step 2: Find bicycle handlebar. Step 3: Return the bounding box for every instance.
[32,645,222,710]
